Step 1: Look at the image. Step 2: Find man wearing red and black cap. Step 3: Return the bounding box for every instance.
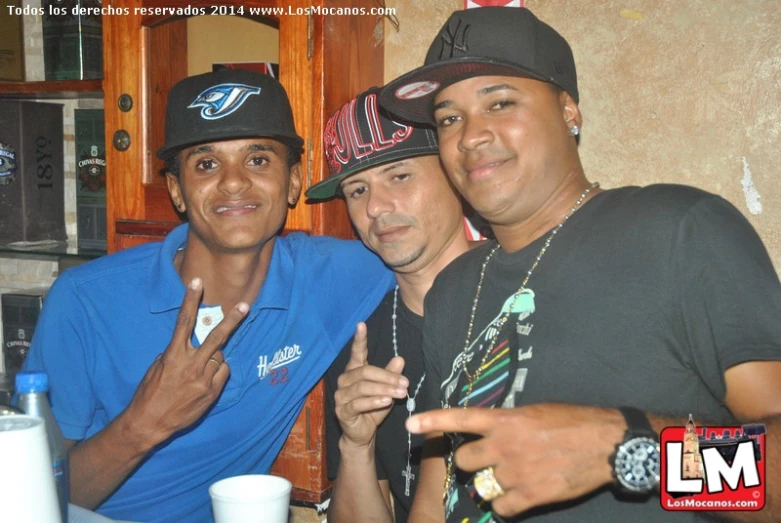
[377,6,781,523]
[23,69,394,522]
[306,86,470,523]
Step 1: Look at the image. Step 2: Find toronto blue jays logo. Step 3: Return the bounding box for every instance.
[187,83,261,120]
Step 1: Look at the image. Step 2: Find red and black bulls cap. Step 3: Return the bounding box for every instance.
[305,86,439,201]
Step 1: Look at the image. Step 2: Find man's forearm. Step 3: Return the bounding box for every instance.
[328,437,394,523]
[68,410,161,510]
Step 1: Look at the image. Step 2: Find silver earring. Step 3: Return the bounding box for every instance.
[569,125,579,136]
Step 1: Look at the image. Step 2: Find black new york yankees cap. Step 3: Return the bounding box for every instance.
[305,86,439,200]
[379,7,578,125]
[157,68,304,160]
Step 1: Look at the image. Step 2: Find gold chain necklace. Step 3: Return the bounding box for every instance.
[442,182,599,501]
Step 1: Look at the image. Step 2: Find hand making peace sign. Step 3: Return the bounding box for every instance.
[124,277,250,447]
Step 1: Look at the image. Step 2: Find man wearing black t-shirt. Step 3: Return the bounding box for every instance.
[378,6,781,523]
[306,87,471,522]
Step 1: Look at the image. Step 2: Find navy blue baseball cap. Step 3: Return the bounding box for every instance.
[305,86,439,200]
[380,7,578,125]
[157,68,304,160]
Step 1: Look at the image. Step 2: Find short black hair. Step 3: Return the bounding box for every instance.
[165,142,303,177]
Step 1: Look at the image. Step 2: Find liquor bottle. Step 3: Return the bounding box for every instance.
[75,108,107,251]
[13,371,69,522]
[42,0,103,80]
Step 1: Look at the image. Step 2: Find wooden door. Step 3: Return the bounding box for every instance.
[103,0,383,502]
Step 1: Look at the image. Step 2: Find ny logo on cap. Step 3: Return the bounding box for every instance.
[439,19,471,59]
[188,83,261,120]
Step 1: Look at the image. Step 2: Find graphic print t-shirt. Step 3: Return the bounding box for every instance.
[438,274,538,522]
[421,185,781,523]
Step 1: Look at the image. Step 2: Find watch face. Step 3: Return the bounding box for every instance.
[615,437,660,493]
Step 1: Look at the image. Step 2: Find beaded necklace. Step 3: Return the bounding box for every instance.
[392,285,427,496]
[442,183,599,501]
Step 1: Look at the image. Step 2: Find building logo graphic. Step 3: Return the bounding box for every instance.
[661,415,765,512]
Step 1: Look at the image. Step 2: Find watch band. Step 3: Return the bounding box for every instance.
[617,406,657,440]
[611,406,661,495]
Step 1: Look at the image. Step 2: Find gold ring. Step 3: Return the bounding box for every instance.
[473,466,505,501]
[207,357,221,367]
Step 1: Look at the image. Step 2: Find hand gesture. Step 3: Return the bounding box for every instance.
[333,322,409,449]
[125,278,249,447]
[406,403,626,517]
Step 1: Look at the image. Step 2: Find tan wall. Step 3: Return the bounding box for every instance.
[187,16,279,75]
[384,0,781,271]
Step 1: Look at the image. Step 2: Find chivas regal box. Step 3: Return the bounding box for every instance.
[75,108,106,250]
[0,1,25,81]
[1,289,46,375]
[0,101,66,244]
[42,0,103,80]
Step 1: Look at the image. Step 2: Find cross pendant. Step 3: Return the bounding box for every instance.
[402,463,415,496]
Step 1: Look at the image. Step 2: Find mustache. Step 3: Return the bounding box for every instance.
[371,215,416,233]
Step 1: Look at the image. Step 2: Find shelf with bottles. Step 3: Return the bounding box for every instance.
[0,80,102,99]
[1,0,104,99]
[0,96,106,262]
[0,241,105,262]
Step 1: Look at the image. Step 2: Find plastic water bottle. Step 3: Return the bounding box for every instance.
[13,371,70,522]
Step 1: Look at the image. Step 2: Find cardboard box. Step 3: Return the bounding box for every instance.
[1,289,46,375]
[42,0,103,80]
[75,108,106,250]
[0,100,65,244]
[0,1,25,81]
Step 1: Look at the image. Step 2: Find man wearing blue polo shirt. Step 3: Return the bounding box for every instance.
[23,69,393,522]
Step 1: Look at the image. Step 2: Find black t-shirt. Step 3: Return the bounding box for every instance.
[326,290,427,523]
[422,185,781,522]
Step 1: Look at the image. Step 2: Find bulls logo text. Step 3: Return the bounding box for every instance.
[324,93,413,174]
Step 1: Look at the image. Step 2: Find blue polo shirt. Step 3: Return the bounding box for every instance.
[23,224,393,522]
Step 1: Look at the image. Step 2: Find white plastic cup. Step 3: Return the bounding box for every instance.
[209,474,292,523]
[0,415,62,523]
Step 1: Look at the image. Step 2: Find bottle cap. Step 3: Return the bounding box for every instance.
[14,372,49,393]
